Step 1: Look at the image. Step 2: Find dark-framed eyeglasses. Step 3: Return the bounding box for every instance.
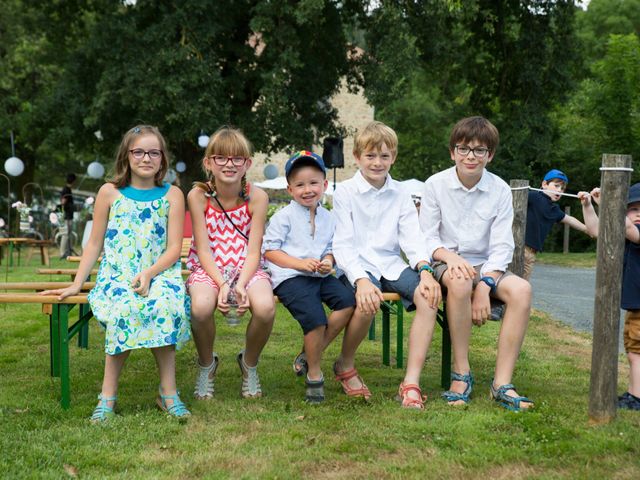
[455,145,490,158]
[209,155,248,167]
[129,148,163,160]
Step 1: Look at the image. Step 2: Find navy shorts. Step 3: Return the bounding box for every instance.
[340,267,420,312]
[274,275,356,334]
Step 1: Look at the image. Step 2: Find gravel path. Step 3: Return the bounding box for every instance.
[529,263,625,351]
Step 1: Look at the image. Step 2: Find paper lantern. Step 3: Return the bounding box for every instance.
[176,161,187,173]
[4,156,24,176]
[198,134,210,148]
[87,161,105,179]
[164,168,177,184]
[263,164,279,180]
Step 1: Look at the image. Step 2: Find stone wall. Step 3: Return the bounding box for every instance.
[247,79,374,183]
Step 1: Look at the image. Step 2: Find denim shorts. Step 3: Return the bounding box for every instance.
[274,275,355,334]
[340,267,420,312]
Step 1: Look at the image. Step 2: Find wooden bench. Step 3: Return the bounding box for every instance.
[0,291,92,409]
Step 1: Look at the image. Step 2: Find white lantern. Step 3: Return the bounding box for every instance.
[263,164,279,180]
[176,161,187,173]
[4,156,24,176]
[87,161,105,179]
[164,168,177,184]
[198,133,210,149]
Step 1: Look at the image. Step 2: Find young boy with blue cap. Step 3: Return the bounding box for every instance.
[582,182,640,410]
[263,150,357,403]
[523,169,591,280]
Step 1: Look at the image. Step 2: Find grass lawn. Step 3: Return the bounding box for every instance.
[1,253,638,479]
[536,252,597,269]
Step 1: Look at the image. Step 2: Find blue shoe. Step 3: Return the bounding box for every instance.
[618,391,640,411]
[91,394,117,423]
[156,388,191,419]
[490,381,534,412]
[442,371,474,405]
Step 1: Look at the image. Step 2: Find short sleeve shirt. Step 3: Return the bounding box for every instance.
[525,191,565,252]
[621,224,640,310]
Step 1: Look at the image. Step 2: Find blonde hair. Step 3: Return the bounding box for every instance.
[109,125,169,188]
[353,121,398,157]
[194,125,252,199]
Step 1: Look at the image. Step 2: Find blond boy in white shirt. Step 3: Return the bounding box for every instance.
[420,116,533,411]
[333,121,441,408]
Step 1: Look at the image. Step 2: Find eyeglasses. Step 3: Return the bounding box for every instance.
[129,149,163,160]
[209,155,248,167]
[455,145,490,158]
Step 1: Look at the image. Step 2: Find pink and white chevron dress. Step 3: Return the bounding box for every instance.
[186,191,271,291]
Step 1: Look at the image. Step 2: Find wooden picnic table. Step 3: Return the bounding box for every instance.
[0,237,53,267]
[0,291,92,409]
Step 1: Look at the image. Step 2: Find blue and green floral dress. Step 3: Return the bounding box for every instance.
[88,183,190,355]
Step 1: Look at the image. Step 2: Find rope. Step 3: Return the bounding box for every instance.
[599,167,634,172]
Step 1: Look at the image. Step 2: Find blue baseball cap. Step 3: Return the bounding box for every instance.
[629,183,640,205]
[285,150,326,178]
[543,169,569,184]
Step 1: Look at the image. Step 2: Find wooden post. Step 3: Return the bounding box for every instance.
[588,153,632,424]
[509,179,529,278]
[563,206,570,254]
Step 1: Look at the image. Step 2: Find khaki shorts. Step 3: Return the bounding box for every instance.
[623,310,640,354]
[431,261,513,295]
[523,246,537,281]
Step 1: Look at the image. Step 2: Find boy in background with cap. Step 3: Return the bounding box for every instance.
[523,169,591,280]
[582,182,640,410]
[263,151,357,404]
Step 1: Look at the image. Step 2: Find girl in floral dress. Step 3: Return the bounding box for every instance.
[42,125,190,421]
[187,126,274,400]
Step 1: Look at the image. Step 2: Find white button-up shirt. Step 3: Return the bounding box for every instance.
[419,166,514,275]
[333,171,430,286]
[262,200,334,289]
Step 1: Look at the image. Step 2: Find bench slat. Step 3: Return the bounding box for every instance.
[0,282,95,291]
[0,293,88,304]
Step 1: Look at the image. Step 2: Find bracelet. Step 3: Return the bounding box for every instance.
[418,264,435,276]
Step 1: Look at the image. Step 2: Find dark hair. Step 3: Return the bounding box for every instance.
[449,116,499,152]
[286,157,326,182]
[66,173,77,184]
[109,125,169,188]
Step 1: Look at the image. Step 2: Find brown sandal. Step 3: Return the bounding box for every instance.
[333,362,372,400]
[397,382,426,410]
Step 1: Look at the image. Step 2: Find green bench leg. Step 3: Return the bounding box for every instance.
[395,300,403,369]
[438,307,451,389]
[50,308,60,377]
[78,304,90,348]
[381,303,390,366]
[56,304,71,409]
[368,317,376,340]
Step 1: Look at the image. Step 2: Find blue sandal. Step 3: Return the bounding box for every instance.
[91,394,117,423]
[442,371,474,405]
[156,388,191,419]
[490,382,534,412]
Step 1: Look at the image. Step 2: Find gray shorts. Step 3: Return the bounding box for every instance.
[340,267,420,312]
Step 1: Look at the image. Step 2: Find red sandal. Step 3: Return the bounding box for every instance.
[397,382,427,410]
[333,362,372,400]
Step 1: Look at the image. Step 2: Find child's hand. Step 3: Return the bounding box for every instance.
[234,284,250,315]
[418,273,441,309]
[297,258,321,273]
[578,191,591,206]
[317,258,333,275]
[217,282,231,314]
[39,284,81,301]
[354,278,384,315]
[471,284,491,326]
[131,271,152,297]
[446,256,476,281]
[590,187,601,205]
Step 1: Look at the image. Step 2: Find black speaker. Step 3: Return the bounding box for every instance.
[322,137,344,169]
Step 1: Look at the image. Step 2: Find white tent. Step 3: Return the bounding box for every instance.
[254,176,288,190]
